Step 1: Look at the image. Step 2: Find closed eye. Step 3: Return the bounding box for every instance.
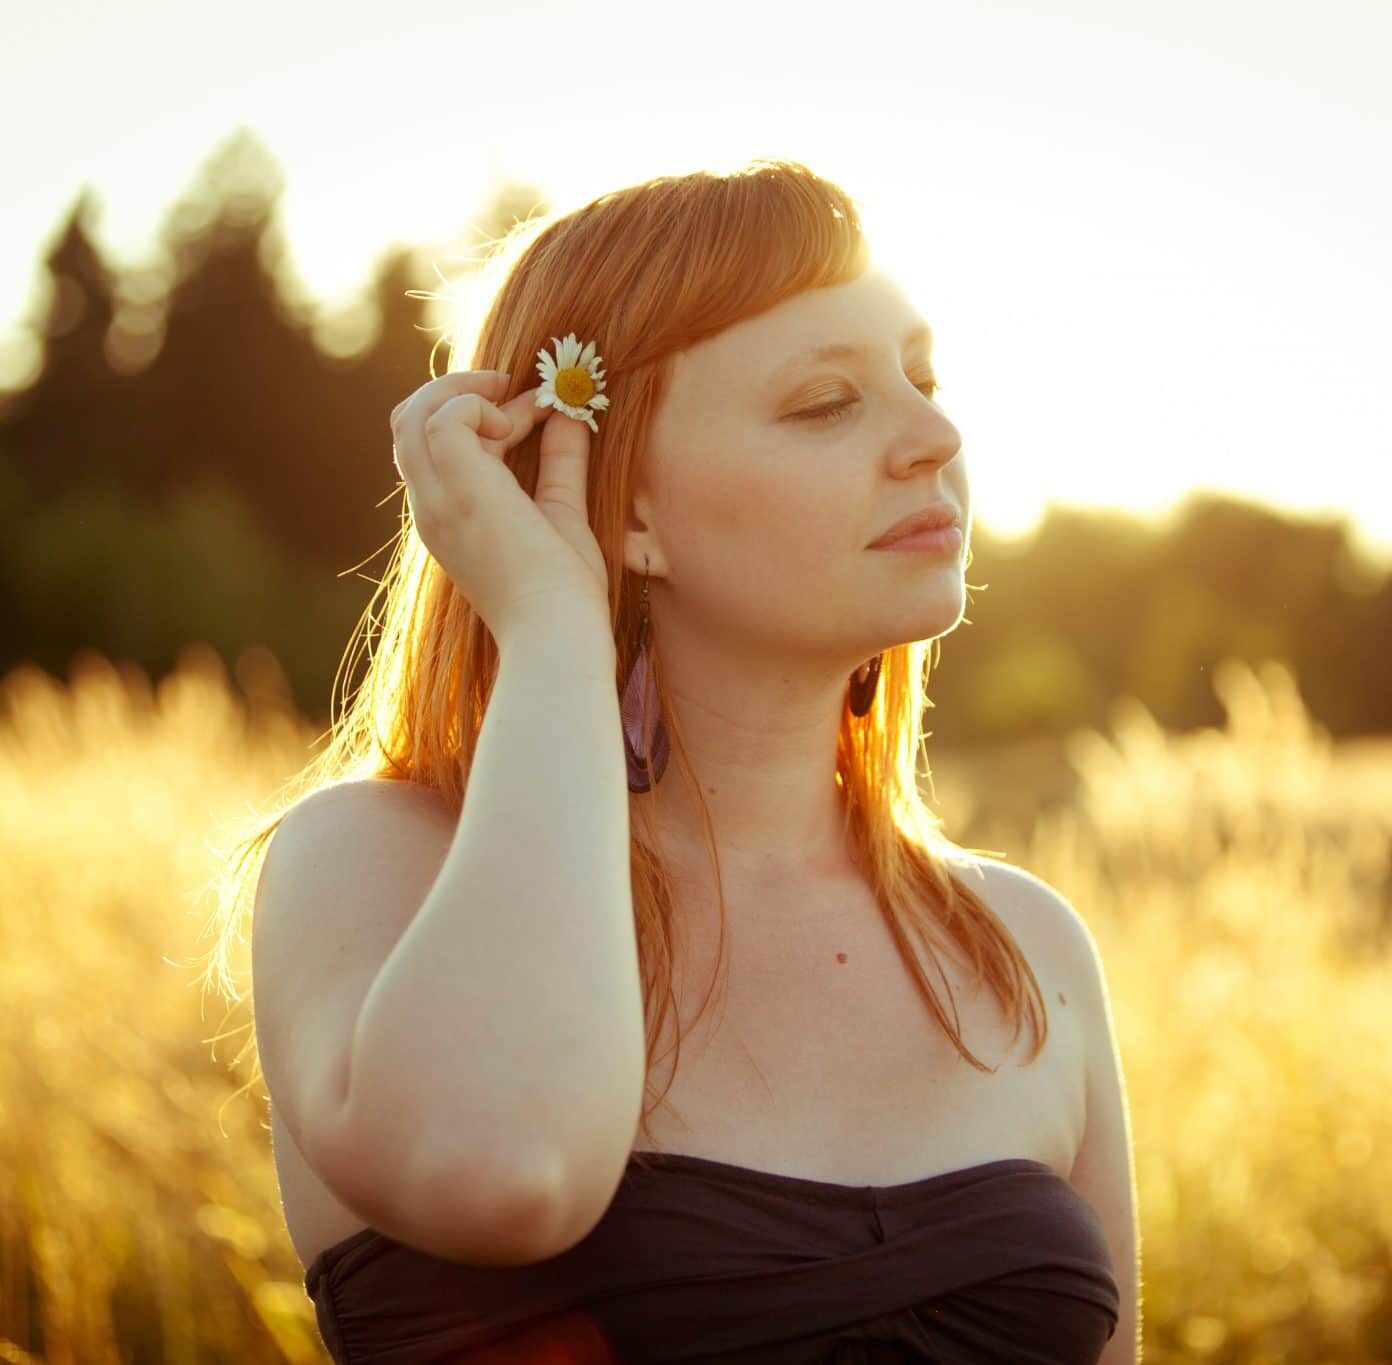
[795,377,943,425]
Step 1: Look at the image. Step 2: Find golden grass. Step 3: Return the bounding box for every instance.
[0,643,1387,1362]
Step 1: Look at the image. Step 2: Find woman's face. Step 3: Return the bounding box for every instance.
[630,266,969,673]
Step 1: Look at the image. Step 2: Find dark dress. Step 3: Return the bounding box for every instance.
[303,1151,1119,1363]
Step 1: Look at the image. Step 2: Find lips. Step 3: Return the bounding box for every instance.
[869,502,962,549]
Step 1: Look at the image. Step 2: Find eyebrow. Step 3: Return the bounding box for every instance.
[770,319,934,384]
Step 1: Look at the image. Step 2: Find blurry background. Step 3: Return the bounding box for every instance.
[1,0,1388,1360]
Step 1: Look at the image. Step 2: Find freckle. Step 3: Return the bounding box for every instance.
[1058,991,1067,1005]
[836,952,848,964]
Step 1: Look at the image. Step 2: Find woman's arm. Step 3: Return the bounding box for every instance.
[1066,909,1141,1365]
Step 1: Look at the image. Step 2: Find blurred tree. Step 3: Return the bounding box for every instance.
[1,188,124,497]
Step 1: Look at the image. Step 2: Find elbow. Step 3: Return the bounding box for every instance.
[390,1146,570,1268]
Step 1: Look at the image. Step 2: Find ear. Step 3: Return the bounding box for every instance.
[621,497,665,583]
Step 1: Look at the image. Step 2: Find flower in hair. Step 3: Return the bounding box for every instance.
[534,333,610,433]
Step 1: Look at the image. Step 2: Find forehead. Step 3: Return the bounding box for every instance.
[671,268,926,388]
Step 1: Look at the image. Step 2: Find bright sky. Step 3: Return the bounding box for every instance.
[3,0,1389,567]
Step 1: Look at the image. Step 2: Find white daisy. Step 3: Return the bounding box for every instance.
[534,333,610,434]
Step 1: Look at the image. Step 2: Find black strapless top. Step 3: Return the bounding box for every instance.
[303,1152,1119,1363]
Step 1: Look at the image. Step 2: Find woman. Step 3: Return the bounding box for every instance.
[210,158,1139,1362]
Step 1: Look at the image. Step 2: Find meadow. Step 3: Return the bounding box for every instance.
[0,643,1388,1363]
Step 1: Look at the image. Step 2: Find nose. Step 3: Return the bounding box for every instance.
[889,405,961,476]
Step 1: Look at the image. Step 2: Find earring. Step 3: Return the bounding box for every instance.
[621,555,670,791]
[847,653,883,717]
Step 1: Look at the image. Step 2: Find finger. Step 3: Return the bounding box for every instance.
[423,392,515,481]
[396,371,510,491]
[533,405,593,520]
[392,368,510,429]
[484,383,553,453]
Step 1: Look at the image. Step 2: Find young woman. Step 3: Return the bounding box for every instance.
[217,158,1139,1363]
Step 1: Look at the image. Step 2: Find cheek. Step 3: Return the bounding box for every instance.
[662,435,859,578]
[708,468,849,563]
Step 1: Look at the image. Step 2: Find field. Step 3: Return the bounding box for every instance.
[1,644,1388,1363]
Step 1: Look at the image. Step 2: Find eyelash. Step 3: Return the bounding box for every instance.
[796,378,943,425]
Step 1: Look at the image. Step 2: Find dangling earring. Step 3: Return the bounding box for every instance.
[847,653,883,717]
[621,555,670,791]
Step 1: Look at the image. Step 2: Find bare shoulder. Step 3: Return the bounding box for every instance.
[950,861,1140,1357]
[947,853,1098,979]
[952,856,1123,1123]
[325,775,457,821]
[253,776,461,1019]
[275,776,458,846]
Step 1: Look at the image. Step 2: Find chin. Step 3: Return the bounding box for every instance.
[903,590,967,639]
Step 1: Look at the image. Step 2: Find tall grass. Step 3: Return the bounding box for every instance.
[0,643,1387,1362]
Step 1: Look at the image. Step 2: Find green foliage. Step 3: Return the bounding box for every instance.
[0,470,365,713]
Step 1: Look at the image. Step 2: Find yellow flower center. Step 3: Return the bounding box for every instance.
[555,366,595,407]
